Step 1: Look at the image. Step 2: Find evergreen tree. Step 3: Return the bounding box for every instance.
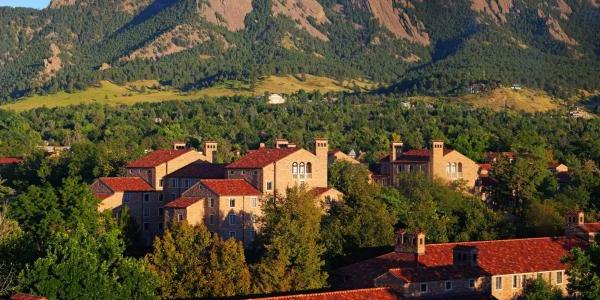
[252,187,327,294]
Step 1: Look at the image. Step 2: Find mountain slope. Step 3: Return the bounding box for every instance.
[0,0,598,102]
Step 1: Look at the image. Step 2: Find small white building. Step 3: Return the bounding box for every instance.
[268,94,286,104]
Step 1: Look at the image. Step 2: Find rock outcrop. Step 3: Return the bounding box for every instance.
[470,0,513,23]
[198,0,253,32]
[272,0,330,41]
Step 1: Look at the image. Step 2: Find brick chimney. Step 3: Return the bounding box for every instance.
[391,141,404,161]
[395,228,425,255]
[203,141,218,163]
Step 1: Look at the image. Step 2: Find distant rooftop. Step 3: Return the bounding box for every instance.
[127,149,191,168]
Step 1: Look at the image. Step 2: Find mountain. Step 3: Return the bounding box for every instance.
[0,0,599,102]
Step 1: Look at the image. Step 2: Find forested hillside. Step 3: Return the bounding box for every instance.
[1,0,599,103]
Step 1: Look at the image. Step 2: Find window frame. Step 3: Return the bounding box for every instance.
[251,197,258,208]
[445,281,452,291]
[144,193,150,202]
[556,271,563,284]
[209,198,215,208]
[158,207,164,216]
[143,207,150,217]
[267,181,273,191]
[495,277,503,290]
[469,279,475,289]
[512,275,518,289]
[209,214,215,225]
[229,198,236,208]
[420,283,428,293]
[228,214,236,225]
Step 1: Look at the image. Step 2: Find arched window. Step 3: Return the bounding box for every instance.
[446,163,451,175]
[458,163,463,177]
[299,163,305,174]
[306,162,312,174]
[451,163,457,178]
[292,162,298,174]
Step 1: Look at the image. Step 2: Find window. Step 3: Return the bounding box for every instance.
[513,275,518,289]
[209,214,215,225]
[158,222,163,231]
[458,163,463,177]
[158,194,163,202]
[144,193,150,202]
[451,163,457,178]
[172,178,179,188]
[253,170,258,175]
[158,208,164,216]
[522,275,527,287]
[537,273,543,280]
[229,170,234,176]
[209,198,215,208]
[445,281,452,290]
[183,179,189,188]
[229,214,236,225]
[159,179,163,187]
[267,181,273,191]
[299,163,305,175]
[557,271,563,284]
[446,163,451,175]
[229,198,236,208]
[495,277,502,290]
[241,170,246,175]
[306,162,312,174]
[469,279,475,288]
[143,223,149,231]
[420,283,428,293]
[251,197,258,208]
[123,193,130,203]
[229,231,236,239]
[143,207,150,217]
[177,213,184,222]
[292,162,298,178]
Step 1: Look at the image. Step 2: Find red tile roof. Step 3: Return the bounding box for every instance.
[99,177,154,192]
[578,223,600,233]
[479,163,492,171]
[227,147,300,169]
[164,197,202,208]
[0,156,23,165]
[200,179,262,196]
[10,294,47,300]
[165,161,226,179]
[252,288,400,300]
[334,236,584,287]
[126,149,191,168]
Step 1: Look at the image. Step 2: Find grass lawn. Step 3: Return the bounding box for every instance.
[1,75,375,111]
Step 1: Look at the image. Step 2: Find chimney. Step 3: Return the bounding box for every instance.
[395,228,425,255]
[565,210,585,236]
[453,245,478,267]
[275,139,289,149]
[430,140,445,178]
[173,141,186,150]
[391,141,404,161]
[315,138,329,184]
[203,141,218,163]
[288,143,297,148]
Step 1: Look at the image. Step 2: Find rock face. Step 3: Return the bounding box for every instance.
[120,24,227,61]
[357,0,430,46]
[48,0,77,8]
[271,0,330,41]
[470,0,513,23]
[538,8,578,45]
[198,0,253,32]
[35,43,62,84]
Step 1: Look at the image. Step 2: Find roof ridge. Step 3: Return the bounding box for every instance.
[425,236,570,247]
[258,287,393,299]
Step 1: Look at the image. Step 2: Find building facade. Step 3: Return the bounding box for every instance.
[377,140,480,190]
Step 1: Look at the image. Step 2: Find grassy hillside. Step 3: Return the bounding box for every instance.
[460,88,562,113]
[1,75,375,111]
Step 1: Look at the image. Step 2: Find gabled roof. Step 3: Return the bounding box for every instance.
[126,149,191,168]
[381,149,453,164]
[200,179,262,196]
[164,197,202,208]
[165,161,226,179]
[334,236,584,287]
[252,287,400,300]
[578,223,600,233]
[0,156,23,165]
[99,177,154,192]
[227,147,300,169]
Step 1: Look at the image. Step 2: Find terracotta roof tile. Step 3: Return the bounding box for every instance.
[99,177,154,192]
[126,149,191,168]
[578,223,600,233]
[252,287,401,300]
[10,294,47,300]
[165,161,226,179]
[335,237,584,287]
[200,179,262,196]
[164,197,202,208]
[227,147,300,169]
[0,156,23,165]
[479,163,492,171]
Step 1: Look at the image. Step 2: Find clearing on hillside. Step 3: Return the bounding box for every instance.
[1,75,375,111]
[461,88,561,113]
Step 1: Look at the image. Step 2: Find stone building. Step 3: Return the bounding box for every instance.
[377,140,480,190]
